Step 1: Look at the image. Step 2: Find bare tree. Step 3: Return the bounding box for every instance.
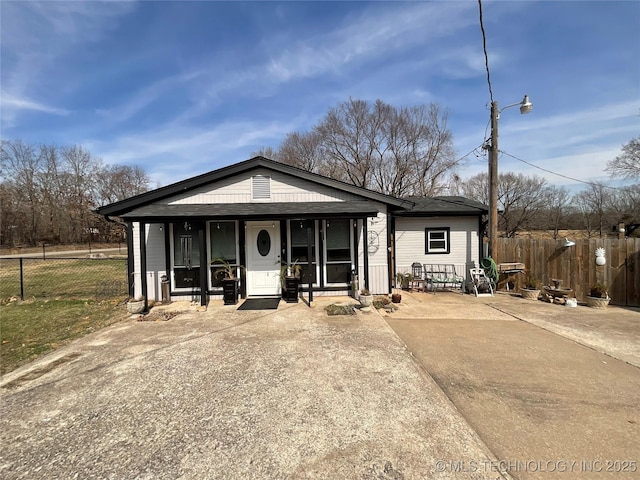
[0,139,151,246]
[0,140,43,244]
[251,146,279,160]
[96,165,151,205]
[606,136,640,180]
[606,184,640,230]
[461,171,548,237]
[278,131,328,175]
[545,185,571,239]
[572,182,611,238]
[315,98,376,188]
[268,98,459,197]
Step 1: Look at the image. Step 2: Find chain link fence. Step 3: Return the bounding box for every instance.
[0,257,129,302]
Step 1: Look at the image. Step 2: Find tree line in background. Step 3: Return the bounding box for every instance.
[2,97,638,247]
[257,99,639,239]
[452,171,640,238]
[1,139,151,247]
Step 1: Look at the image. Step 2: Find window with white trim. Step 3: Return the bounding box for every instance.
[425,227,450,254]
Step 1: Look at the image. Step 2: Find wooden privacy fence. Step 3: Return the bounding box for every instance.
[495,237,640,307]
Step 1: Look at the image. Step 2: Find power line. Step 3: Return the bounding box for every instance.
[455,145,484,165]
[499,149,631,191]
[477,0,494,103]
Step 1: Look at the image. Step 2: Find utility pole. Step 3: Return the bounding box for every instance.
[486,95,532,260]
[489,100,499,260]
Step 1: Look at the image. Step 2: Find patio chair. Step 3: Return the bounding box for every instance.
[411,262,425,292]
[470,268,494,297]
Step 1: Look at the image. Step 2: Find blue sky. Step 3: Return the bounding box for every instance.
[2,1,639,191]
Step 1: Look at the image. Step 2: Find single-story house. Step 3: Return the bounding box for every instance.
[97,156,488,306]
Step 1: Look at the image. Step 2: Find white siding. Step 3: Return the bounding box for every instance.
[167,169,363,205]
[395,216,481,282]
[357,207,390,295]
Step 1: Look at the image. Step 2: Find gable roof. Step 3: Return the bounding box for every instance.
[97,156,411,217]
[393,196,488,217]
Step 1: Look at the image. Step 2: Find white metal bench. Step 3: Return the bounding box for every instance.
[423,264,464,294]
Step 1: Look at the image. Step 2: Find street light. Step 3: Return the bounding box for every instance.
[487,94,532,260]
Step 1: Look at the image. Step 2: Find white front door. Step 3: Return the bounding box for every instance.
[246,221,281,296]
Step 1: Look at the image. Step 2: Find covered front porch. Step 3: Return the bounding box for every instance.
[127,202,383,307]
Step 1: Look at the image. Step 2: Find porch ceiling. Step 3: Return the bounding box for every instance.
[121,201,379,221]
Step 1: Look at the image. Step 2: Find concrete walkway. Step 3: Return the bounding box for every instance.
[385,291,640,480]
[1,297,503,480]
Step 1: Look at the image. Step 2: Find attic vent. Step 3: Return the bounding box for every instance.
[252,175,271,200]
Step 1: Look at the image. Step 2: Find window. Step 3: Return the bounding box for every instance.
[325,219,352,284]
[210,222,237,288]
[425,227,450,254]
[290,220,317,284]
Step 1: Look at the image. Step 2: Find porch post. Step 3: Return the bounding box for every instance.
[387,214,394,294]
[239,221,246,299]
[307,221,313,304]
[363,219,370,292]
[352,219,359,281]
[126,222,134,298]
[199,225,207,307]
[163,222,170,287]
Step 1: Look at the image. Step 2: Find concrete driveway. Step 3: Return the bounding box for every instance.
[1,298,502,480]
[385,291,640,480]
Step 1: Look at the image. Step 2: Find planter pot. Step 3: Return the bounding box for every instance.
[520,288,540,300]
[282,277,300,303]
[360,294,373,307]
[126,299,145,314]
[222,278,239,305]
[391,293,402,303]
[586,296,610,308]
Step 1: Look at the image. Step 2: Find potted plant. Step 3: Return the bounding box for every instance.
[396,272,413,291]
[359,287,373,307]
[586,282,610,308]
[391,288,402,303]
[211,258,244,305]
[520,273,541,300]
[126,296,146,314]
[279,259,302,303]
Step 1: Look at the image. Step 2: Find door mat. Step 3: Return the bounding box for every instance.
[237,297,281,310]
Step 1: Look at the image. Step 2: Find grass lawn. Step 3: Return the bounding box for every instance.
[1,298,130,376]
[0,258,128,300]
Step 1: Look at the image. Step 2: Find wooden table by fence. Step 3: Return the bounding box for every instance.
[497,262,525,291]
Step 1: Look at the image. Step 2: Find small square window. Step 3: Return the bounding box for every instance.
[425,227,450,254]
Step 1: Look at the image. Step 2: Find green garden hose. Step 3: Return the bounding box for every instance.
[481,257,498,284]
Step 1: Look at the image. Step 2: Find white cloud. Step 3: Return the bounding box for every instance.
[1,0,135,123]
[95,70,205,124]
[86,118,297,185]
[1,92,70,126]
